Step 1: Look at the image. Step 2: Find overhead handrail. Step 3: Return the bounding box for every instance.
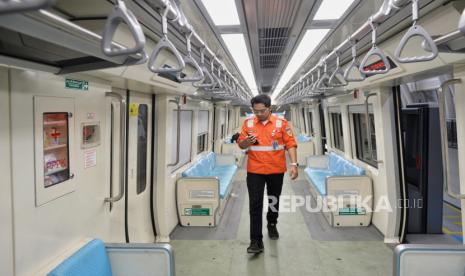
[167,99,181,167]
[394,0,438,63]
[193,47,215,88]
[359,18,391,75]
[102,0,146,58]
[329,53,348,87]
[0,0,54,15]
[344,40,366,82]
[105,92,127,203]
[437,79,465,199]
[459,7,465,35]
[148,3,185,74]
[177,30,204,82]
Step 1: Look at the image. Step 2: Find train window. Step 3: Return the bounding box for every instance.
[308,111,314,136]
[221,124,225,139]
[43,112,70,188]
[330,112,344,151]
[171,110,193,172]
[136,104,148,194]
[197,110,209,154]
[349,105,377,167]
[301,108,307,134]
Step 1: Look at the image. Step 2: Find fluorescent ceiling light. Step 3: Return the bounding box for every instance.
[201,0,240,26]
[221,34,258,95]
[272,29,330,99]
[314,0,355,20]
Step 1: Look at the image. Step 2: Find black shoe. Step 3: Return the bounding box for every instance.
[247,240,264,254]
[267,223,279,240]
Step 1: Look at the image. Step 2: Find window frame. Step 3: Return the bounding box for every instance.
[349,105,378,168]
[329,111,344,152]
[171,109,193,172]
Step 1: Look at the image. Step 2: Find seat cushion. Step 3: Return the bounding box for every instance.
[48,239,112,276]
[296,134,311,143]
[304,168,333,195]
[212,165,238,199]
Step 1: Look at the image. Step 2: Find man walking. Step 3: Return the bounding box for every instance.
[238,94,298,254]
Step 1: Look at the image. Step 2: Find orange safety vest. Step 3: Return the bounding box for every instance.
[238,114,297,174]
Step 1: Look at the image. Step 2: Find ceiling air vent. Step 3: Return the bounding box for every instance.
[258,27,290,69]
[261,86,272,93]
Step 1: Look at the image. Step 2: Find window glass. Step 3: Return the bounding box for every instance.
[353,112,377,167]
[137,104,148,194]
[301,108,307,133]
[330,112,344,151]
[308,111,314,136]
[171,110,193,172]
[198,110,209,134]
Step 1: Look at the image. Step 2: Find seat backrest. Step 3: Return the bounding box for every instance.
[328,152,365,175]
[48,239,112,276]
[182,152,216,177]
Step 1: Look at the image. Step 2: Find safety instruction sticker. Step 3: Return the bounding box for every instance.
[84,149,97,169]
[184,208,210,216]
[129,103,138,117]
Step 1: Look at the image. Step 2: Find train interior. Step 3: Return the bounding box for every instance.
[1,0,465,275]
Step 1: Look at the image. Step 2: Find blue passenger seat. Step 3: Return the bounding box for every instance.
[48,239,112,276]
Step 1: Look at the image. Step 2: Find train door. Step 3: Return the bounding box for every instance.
[126,92,155,243]
[395,75,463,244]
[319,102,327,153]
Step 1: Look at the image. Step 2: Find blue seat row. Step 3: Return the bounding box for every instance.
[304,152,365,195]
[182,152,238,199]
[296,134,312,143]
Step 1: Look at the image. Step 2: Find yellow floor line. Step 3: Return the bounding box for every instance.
[443,227,463,235]
[454,221,463,226]
[444,215,462,219]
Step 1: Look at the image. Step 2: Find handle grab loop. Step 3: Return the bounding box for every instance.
[311,68,321,91]
[394,0,438,63]
[329,54,348,87]
[148,4,185,74]
[177,30,205,82]
[102,0,146,57]
[193,47,215,88]
[359,18,391,75]
[317,61,333,90]
[344,40,366,82]
[0,0,55,15]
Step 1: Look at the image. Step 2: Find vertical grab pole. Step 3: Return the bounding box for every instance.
[437,79,465,199]
[105,92,127,203]
[167,99,181,167]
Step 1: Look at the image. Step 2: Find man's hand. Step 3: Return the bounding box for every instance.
[289,166,298,180]
[239,135,257,149]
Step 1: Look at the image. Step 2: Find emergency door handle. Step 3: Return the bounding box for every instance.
[105,92,127,203]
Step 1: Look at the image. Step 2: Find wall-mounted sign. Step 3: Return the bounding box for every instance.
[65,78,89,91]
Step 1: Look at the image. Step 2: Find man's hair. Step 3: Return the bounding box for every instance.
[250,94,271,108]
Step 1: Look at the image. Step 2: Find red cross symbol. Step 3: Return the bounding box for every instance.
[51,128,61,143]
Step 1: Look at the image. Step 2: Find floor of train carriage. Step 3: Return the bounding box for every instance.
[170,161,394,276]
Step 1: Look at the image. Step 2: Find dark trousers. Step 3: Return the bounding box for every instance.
[247,172,285,240]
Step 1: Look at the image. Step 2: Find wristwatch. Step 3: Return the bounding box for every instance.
[290,163,299,167]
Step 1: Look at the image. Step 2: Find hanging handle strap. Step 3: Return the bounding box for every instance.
[344,41,366,82]
[0,0,54,15]
[329,54,348,87]
[102,0,146,57]
[317,62,332,90]
[359,19,391,75]
[193,48,215,88]
[177,31,205,82]
[148,4,185,74]
[394,0,438,63]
